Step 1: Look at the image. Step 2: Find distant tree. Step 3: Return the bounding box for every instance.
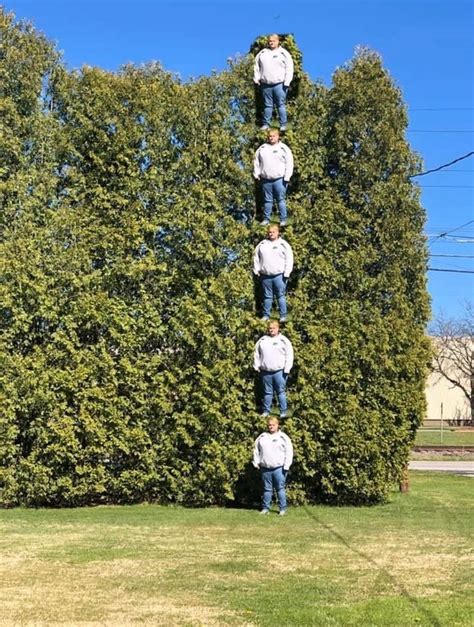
[430,303,474,425]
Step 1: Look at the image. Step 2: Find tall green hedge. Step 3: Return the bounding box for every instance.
[0,12,430,507]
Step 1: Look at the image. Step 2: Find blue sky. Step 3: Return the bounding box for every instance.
[4,0,473,322]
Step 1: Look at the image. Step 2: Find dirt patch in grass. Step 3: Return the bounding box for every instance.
[1,557,244,625]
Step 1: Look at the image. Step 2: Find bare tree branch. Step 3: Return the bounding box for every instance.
[429,301,474,423]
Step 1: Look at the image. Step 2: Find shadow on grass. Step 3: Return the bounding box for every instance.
[229,462,261,510]
[303,506,442,627]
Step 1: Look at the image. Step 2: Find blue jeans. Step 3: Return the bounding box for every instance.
[261,82,287,126]
[261,369,287,414]
[261,177,287,222]
[261,273,287,318]
[261,466,287,511]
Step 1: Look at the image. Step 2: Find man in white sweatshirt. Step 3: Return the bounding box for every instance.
[253,224,294,322]
[253,33,294,130]
[253,417,294,515]
[254,320,294,418]
[254,129,294,226]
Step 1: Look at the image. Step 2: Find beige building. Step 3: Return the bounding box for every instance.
[425,337,472,423]
[425,370,470,423]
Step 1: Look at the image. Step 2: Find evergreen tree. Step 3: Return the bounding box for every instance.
[0,12,430,507]
[287,48,430,503]
[0,9,64,503]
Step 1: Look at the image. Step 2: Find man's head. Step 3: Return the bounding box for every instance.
[267,417,279,433]
[267,320,280,337]
[267,34,280,50]
[267,129,280,145]
[267,224,280,241]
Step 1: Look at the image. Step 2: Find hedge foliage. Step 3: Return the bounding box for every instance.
[0,11,431,507]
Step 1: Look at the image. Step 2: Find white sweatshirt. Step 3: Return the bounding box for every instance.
[253,237,294,277]
[253,141,294,182]
[253,430,294,470]
[254,333,294,374]
[253,46,294,87]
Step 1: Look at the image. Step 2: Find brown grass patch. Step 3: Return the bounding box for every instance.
[0,556,245,625]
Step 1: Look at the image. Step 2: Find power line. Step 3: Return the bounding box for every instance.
[411,151,474,178]
[431,237,474,245]
[429,254,474,259]
[425,223,474,229]
[427,219,474,245]
[426,235,474,240]
[428,267,474,274]
[426,226,474,230]
[426,233,474,236]
[425,226,474,231]
[443,235,474,241]
[409,108,474,111]
[427,240,474,244]
[420,185,474,188]
[408,130,474,133]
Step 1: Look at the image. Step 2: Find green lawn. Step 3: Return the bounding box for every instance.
[411,452,474,461]
[1,473,472,626]
[415,429,474,447]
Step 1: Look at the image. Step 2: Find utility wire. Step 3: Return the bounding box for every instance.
[409,108,474,111]
[425,220,474,227]
[427,219,474,245]
[411,151,474,178]
[425,226,474,232]
[426,235,474,239]
[426,226,474,231]
[442,235,474,241]
[428,268,474,274]
[420,185,474,188]
[408,130,474,133]
[431,238,474,245]
[426,231,474,235]
[429,254,474,259]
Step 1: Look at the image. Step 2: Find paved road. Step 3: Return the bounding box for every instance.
[409,461,474,476]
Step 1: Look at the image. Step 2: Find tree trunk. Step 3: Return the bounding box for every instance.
[399,465,409,493]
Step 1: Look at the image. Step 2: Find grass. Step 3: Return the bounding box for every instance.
[411,452,474,461]
[1,473,473,626]
[415,429,474,447]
